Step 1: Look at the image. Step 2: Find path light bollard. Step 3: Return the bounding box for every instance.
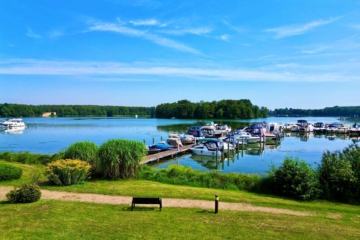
[215,194,219,214]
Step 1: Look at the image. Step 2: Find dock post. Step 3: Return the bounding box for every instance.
[161,136,163,142]
[152,138,155,144]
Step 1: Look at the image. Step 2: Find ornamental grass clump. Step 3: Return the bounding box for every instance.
[63,141,99,172]
[0,163,22,180]
[98,139,147,179]
[45,159,91,186]
[6,183,41,203]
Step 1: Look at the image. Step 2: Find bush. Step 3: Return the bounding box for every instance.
[317,144,360,202]
[269,157,321,200]
[98,139,147,179]
[45,159,91,186]
[63,141,99,171]
[0,151,62,165]
[6,183,41,203]
[0,163,22,180]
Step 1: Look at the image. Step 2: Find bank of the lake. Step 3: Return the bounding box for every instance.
[0,117,358,174]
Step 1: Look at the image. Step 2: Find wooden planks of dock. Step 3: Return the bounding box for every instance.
[142,144,195,164]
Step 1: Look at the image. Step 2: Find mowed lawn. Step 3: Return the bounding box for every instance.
[1,160,360,239]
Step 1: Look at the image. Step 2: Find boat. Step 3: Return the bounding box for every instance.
[4,126,26,134]
[186,126,205,140]
[178,133,195,144]
[297,120,314,133]
[148,141,174,152]
[313,122,326,133]
[190,139,222,156]
[215,124,232,136]
[201,126,217,138]
[326,123,343,133]
[0,118,26,129]
[283,123,297,131]
[335,125,350,134]
[266,122,282,134]
[166,134,183,147]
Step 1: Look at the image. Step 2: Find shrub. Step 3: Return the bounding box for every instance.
[45,159,91,186]
[0,163,22,180]
[63,141,99,171]
[317,144,360,202]
[0,151,61,165]
[6,183,41,203]
[269,157,321,200]
[98,139,147,179]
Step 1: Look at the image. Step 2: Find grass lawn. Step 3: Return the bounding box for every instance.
[1,160,360,239]
[1,200,360,240]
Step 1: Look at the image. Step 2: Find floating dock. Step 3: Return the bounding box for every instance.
[142,144,194,164]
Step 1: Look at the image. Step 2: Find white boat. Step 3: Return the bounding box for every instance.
[283,123,297,131]
[0,118,26,129]
[190,139,222,156]
[335,125,350,134]
[178,133,195,144]
[313,122,326,133]
[215,124,232,136]
[326,123,343,133]
[166,134,183,147]
[4,125,26,134]
[266,122,282,134]
[234,131,261,143]
[297,120,314,133]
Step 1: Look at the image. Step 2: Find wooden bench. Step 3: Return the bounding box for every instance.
[131,197,162,211]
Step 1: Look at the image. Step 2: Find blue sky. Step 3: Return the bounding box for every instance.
[1,0,360,110]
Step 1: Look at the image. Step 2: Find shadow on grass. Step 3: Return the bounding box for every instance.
[122,206,160,212]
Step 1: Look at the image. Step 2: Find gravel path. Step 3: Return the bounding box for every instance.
[0,186,314,216]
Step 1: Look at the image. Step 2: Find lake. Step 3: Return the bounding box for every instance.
[0,116,358,174]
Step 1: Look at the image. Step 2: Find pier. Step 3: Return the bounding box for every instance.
[142,144,195,164]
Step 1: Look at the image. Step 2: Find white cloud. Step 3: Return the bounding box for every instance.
[159,27,212,35]
[1,58,359,83]
[219,34,229,41]
[26,28,42,39]
[302,46,329,54]
[129,19,159,26]
[266,18,339,39]
[88,21,200,54]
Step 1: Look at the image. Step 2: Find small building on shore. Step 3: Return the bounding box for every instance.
[42,112,57,117]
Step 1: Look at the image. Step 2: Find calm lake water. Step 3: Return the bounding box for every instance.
[1,117,358,174]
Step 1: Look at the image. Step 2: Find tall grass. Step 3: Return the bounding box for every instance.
[98,139,147,179]
[0,151,63,165]
[63,141,99,171]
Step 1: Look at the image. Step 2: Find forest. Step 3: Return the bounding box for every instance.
[269,106,360,118]
[155,99,269,119]
[0,104,156,117]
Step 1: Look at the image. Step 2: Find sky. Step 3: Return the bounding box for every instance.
[0,0,360,110]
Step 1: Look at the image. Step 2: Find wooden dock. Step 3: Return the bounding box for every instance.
[142,144,194,164]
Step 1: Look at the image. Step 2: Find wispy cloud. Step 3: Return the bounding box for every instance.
[222,20,246,33]
[1,58,359,83]
[266,18,340,39]
[351,24,360,30]
[129,19,167,27]
[26,28,42,39]
[159,27,212,36]
[88,21,200,54]
[302,46,329,54]
[218,34,229,41]
[49,31,64,38]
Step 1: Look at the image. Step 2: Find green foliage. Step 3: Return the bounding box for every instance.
[268,157,321,200]
[0,163,23,180]
[6,183,41,203]
[0,103,156,117]
[45,159,91,186]
[0,151,63,165]
[98,139,147,179]
[63,141,99,171]
[137,164,263,192]
[156,99,268,119]
[317,144,360,202]
[270,105,360,117]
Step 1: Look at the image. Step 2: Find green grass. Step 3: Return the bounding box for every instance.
[0,200,359,239]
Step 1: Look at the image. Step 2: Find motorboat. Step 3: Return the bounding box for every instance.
[266,122,282,134]
[166,134,183,147]
[313,122,326,133]
[326,123,343,133]
[178,133,195,144]
[201,126,217,138]
[335,125,350,134]
[4,126,26,134]
[297,120,314,133]
[283,123,297,131]
[186,126,205,140]
[215,124,232,136]
[190,139,222,156]
[148,141,174,152]
[1,118,26,129]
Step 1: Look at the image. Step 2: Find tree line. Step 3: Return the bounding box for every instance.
[0,103,156,117]
[156,99,268,119]
[269,106,360,118]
